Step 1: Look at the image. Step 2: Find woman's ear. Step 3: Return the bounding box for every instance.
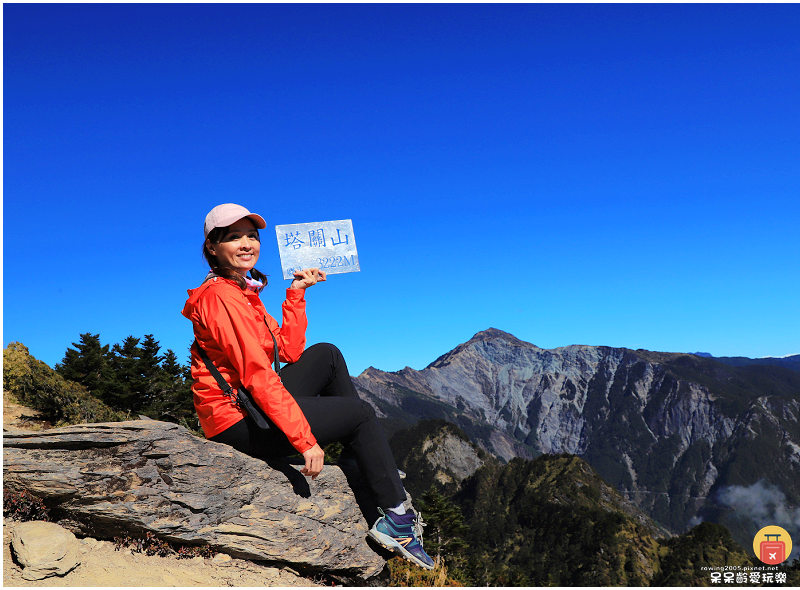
[205,239,216,257]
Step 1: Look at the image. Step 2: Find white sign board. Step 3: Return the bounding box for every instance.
[275,219,360,280]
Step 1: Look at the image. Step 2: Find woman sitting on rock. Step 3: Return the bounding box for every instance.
[182,203,434,570]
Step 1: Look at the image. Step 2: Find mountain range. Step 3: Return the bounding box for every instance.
[694,351,800,372]
[354,328,800,554]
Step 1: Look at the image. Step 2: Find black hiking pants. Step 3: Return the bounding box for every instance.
[210,342,406,509]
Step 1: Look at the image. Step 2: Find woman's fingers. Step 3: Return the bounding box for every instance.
[292,268,326,289]
[291,270,310,289]
[305,268,321,283]
[301,444,325,479]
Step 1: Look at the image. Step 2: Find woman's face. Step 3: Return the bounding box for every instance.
[206,218,261,277]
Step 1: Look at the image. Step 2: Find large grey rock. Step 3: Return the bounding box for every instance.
[10,520,81,580]
[2,420,386,578]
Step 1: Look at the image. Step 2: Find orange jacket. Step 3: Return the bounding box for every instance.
[181,277,317,453]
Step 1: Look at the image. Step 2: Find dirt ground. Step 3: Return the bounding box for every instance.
[2,396,321,587]
[3,398,48,432]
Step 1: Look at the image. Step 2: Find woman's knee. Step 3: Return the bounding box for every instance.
[347,398,375,424]
[304,342,343,364]
[319,342,343,360]
[360,399,376,419]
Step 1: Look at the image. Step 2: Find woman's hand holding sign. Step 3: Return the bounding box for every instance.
[291,267,327,290]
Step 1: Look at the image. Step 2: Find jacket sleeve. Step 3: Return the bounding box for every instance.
[198,286,317,453]
[270,288,308,363]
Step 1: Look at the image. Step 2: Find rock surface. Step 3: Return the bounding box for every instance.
[10,521,81,580]
[3,517,319,587]
[3,419,387,579]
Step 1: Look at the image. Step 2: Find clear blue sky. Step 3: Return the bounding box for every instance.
[4,3,799,376]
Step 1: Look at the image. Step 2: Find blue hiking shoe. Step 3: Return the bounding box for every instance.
[368,509,435,569]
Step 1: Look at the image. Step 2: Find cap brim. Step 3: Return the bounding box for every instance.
[216,212,267,230]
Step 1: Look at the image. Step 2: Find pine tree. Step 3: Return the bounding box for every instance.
[55,333,110,393]
[142,348,196,429]
[104,336,143,411]
[161,349,184,381]
[419,486,470,582]
[137,334,164,411]
[53,332,198,431]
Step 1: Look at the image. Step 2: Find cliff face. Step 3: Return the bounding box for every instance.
[354,328,800,537]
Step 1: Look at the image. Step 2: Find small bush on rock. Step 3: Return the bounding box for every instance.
[177,544,216,560]
[3,489,50,522]
[114,532,216,560]
[115,532,174,557]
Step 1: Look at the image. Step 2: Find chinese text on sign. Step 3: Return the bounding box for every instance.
[275,220,360,280]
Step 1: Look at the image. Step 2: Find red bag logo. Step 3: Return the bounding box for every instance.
[760,534,785,565]
[753,526,792,565]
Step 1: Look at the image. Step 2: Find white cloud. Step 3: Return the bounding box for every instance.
[717,480,800,560]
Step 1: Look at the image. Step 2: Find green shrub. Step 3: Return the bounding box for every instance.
[3,342,127,426]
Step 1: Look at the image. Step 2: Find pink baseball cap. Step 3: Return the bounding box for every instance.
[204,203,267,238]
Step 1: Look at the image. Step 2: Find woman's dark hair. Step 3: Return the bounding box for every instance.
[203,224,268,290]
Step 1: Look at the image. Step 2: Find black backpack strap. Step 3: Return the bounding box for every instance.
[193,339,272,430]
[193,340,239,405]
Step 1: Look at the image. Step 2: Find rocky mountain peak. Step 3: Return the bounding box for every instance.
[425,327,541,370]
[467,327,526,344]
[354,330,800,554]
